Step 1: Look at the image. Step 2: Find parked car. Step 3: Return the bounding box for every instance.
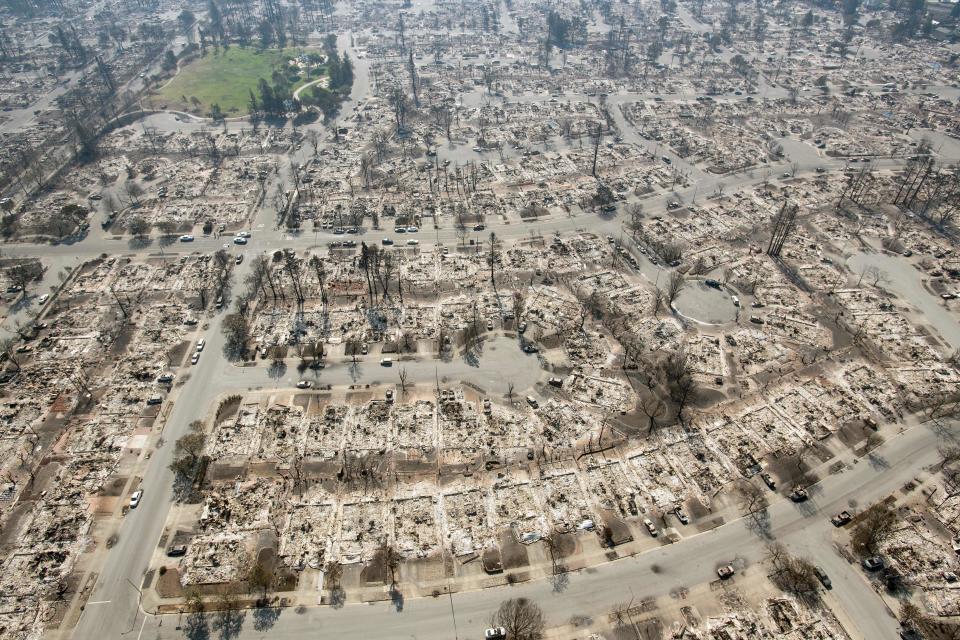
[862,556,885,571]
[717,565,735,579]
[643,518,658,536]
[296,380,312,389]
[196,339,205,352]
[380,357,393,366]
[407,239,419,245]
[382,238,394,245]
[674,508,690,525]
[166,544,187,557]
[522,344,538,353]
[233,236,248,245]
[485,628,506,640]
[129,489,143,509]
[179,235,194,242]
[157,373,174,383]
[526,396,539,408]
[37,294,49,304]
[235,255,244,264]
[831,511,853,527]
[789,488,809,502]
[191,353,200,365]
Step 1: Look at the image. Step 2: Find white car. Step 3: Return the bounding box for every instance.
[406,239,419,246]
[191,353,200,365]
[380,357,393,366]
[196,339,205,352]
[180,235,194,242]
[296,380,312,389]
[129,489,143,509]
[37,294,49,304]
[485,629,506,640]
[233,236,248,245]
[643,517,658,537]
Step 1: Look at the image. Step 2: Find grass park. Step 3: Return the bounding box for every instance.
[151,46,323,116]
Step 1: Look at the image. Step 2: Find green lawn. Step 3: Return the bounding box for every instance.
[153,47,320,116]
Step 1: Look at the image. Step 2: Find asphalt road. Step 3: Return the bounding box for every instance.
[214,334,545,397]
[111,416,956,640]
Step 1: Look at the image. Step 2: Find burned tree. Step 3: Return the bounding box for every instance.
[767,200,798,258]
[665,272,685,309]
[492,597,545,640]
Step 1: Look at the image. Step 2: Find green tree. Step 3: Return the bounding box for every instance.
[177,9,195,35]
[127,215,150,237]
[222,313,251,359]
[162,50,177,72]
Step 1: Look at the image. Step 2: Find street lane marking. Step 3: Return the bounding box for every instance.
[86,600,111,605]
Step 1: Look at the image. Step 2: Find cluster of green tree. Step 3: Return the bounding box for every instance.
[168,421,208,500]
[545,11,585,50]
[300,35,354,121]
[249,66,298,117]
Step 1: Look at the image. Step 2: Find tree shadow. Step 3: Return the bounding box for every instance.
[349,360,361,382]
[794,500,819,519]
[929,418,959,443]
[867,452,890,471]
[127,236,153,250]
[213,609,245,640]
[389,586,404,612]
[551,566,570,593]
[252,606,281,632]
[329,587,346,609]
[463,347,480,368]
[745,510,773,540]
[463,338,485,368]
[268,359,287,380]
[183,612,210,640]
